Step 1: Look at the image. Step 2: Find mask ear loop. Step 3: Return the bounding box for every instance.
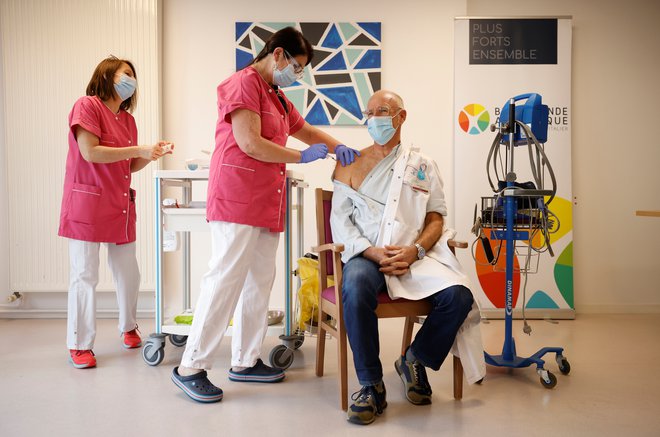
[273,48,288,71]
[272,49,281,73]
[392,109,403,130]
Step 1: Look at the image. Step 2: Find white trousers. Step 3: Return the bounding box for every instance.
[67,239,141,349]
[181,221,279,370]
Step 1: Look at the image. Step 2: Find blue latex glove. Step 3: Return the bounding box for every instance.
[334,144,361,167]
[299,143,328,163]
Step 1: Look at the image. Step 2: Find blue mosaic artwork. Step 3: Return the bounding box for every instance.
[235,22,382,126]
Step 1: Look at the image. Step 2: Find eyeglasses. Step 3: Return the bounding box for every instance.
[361,105,401,119]
[283,49,305,78]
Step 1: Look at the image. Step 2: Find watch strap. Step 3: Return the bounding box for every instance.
[414,243,425,260]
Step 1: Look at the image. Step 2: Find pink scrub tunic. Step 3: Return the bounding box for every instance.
[58,95,138,244]
[207,66,305,232]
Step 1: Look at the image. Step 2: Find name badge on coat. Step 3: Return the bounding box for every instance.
[403,163,430,193]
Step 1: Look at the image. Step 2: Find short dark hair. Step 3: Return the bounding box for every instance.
[250,26,314,66]
[86,56,138,113]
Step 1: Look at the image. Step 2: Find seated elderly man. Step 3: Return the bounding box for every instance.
[331,90,485,425]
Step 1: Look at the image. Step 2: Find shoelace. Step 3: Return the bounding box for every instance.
[74,350,94,357]
[412,361,431,393]
[351,385,374,403]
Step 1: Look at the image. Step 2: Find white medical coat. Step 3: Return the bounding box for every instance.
[332,144,486,383]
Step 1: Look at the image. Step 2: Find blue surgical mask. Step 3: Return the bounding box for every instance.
[114,74,137,101]
[367,115,398,145]
[273,63,298,87]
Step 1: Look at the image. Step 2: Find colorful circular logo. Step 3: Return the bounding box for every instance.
[458,103,490,135]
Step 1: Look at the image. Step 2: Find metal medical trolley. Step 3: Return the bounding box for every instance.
[143,169,308,367]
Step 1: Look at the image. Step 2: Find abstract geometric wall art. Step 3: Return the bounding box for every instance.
[235,22,382,126]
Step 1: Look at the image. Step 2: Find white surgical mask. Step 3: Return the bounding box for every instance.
[367,115,398,145]
[114,74,136,101]
[273,63,298,87]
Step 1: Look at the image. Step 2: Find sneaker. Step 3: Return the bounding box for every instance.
[394,355,432,405]
[122,328,142,349]
[69,349,96,369]
[228,359,285,383]
[347,382,387,425]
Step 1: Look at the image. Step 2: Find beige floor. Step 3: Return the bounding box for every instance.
[1,314,659,436]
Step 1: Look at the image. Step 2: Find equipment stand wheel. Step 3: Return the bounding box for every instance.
[169,334,188,347]
[269,344,294,370]
[143,334,167,366]
[538,368,557,389]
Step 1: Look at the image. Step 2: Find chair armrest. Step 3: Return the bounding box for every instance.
[312,243,345,253]
[448,239,468,249]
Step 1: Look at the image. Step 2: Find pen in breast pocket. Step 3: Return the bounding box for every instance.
[412,185,429,194]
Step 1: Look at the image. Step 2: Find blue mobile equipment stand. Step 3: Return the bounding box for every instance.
[483,95,570,389]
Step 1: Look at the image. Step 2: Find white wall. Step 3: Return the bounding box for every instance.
[1,0,656,316]
[160,0,660,316]
[0,0,160,316]
[160,0,467,316]
[0,37,8,297]
[467,0,660,312]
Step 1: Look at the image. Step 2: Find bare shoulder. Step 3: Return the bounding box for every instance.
[332,146,371,185]
[332,160,350,184]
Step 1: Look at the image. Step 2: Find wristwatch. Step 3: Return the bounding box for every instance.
[414,243,426,260]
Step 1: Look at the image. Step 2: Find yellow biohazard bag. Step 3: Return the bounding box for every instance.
[296,257,334,330]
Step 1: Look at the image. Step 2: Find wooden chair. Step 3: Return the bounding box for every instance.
[312,188,468,411]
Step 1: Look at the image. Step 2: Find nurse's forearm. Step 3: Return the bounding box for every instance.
[82,145,146,164]
[294,123,341,152]
[239,136,303,163]
[131,157,151,172]
[76,126,167,164]
[312,129,342,153]
[232,109,303,163]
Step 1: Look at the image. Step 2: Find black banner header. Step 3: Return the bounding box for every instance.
[469,19,557,65]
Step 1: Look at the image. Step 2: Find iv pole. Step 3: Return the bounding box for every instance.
[483,98,570,389]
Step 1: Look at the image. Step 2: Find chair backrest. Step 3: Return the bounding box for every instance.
[315,188,335,275]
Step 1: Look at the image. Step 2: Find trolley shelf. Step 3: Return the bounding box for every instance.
[160,320,286,337]
[162,201,207,232]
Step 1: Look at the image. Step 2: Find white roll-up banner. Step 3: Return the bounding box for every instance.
[453,17,574,318]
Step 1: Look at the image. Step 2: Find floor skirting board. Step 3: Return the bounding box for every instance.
[575,304,660,314]
[0,309,155,319]
[0,290,154,319]
[2,293,659,319]
[481,308,576,320]
[479,305,660,319]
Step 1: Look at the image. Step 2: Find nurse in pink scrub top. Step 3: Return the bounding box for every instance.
[59,56,172,369]
[171,27,359,403]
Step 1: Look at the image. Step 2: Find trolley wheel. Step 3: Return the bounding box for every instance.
[142,343,165,366]
[557,356,571,375]
[539,371,557,389]
[169,335,188,347]
[293,336,304,350]
[269,344,294,370]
